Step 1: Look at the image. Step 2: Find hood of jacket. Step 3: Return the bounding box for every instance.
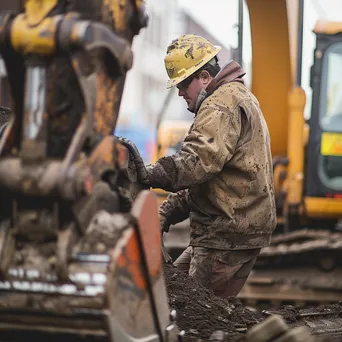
[192,60,246,114]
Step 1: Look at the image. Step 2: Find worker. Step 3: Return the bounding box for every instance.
[137,34,277,298]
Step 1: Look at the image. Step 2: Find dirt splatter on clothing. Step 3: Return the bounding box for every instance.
[149,61,276,250]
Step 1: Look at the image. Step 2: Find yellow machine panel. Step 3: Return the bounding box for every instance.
[321,132,342,157]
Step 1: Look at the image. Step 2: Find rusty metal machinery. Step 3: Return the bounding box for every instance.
[0,1,182,341]
[246,307,342,342]
[239,229,342,310]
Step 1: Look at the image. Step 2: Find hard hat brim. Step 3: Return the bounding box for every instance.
[166,45,222,89]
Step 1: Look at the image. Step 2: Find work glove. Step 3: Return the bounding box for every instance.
[135,161,150,186]
[116,137,150,185]
[159,212,171,233]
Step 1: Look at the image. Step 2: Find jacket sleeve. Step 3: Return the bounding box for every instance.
[159,189,190,225]
[147,104,242,192]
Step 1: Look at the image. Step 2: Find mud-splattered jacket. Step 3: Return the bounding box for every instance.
[148,61,277,250]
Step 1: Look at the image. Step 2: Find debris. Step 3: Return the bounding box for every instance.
[163,264,262,341]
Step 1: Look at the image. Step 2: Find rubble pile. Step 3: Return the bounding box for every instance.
[164,264,342,341]
[163,264,262,341]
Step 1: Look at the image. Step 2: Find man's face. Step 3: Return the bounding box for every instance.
[177,71,210,112]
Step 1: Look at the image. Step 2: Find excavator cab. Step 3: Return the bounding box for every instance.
[306,22,342,202]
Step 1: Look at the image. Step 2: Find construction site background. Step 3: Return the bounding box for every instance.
[114,0,341,166]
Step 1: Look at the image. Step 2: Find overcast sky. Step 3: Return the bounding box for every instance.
[180,0,238,48]
[179,0,342,48]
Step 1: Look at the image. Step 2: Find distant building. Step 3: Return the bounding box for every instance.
[118,0,185,126]
[119,6,232,125]
[117,0,186,162]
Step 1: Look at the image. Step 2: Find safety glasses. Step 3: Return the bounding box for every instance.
[176,75,196,91]
[176,68,209,91]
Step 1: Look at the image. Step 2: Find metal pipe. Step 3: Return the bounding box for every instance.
[237,0,244,66]
[296,0,304,86]
[24,66,46,140]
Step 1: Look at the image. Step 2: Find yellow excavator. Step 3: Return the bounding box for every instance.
[0,0,182,340]
[239,0,342,307]
[244,0,342,229]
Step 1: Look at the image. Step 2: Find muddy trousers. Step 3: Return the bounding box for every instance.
[174,246,257,299]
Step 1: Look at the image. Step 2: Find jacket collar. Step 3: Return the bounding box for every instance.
[192,60,246,114]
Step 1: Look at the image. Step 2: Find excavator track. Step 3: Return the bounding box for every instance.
[244,304,342,342]
[264,304,342,340]
[239,229,342,310]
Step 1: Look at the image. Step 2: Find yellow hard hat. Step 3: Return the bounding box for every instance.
[164,34,221,89]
